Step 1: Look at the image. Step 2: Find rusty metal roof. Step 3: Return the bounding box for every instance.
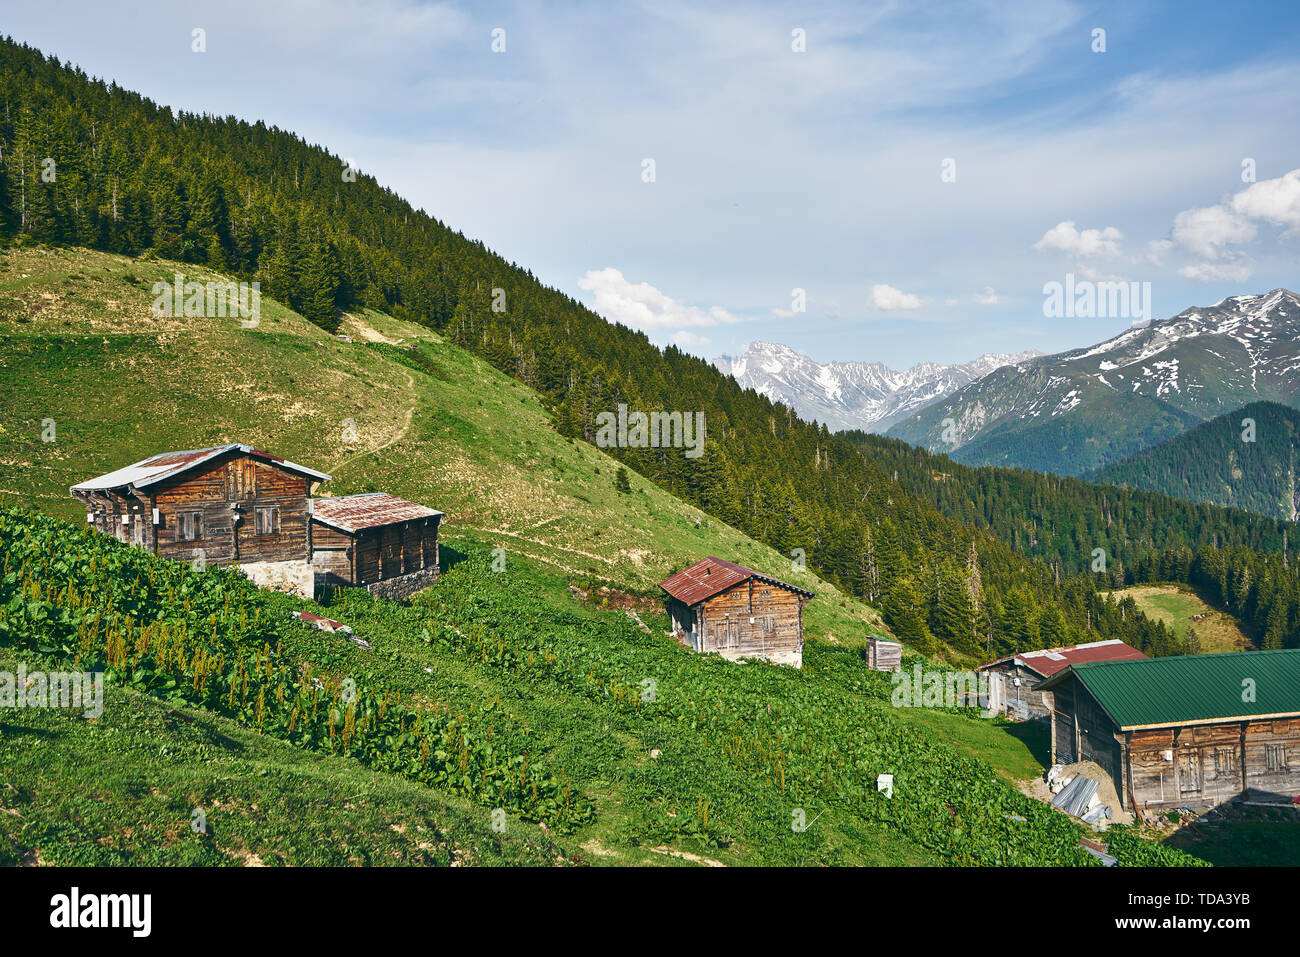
[978,639,1147,678]
[659,556,815,606]
[311,493,443,534]
[70,444,331,493]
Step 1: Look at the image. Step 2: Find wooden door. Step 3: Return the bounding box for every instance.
[1178,748,1203,795]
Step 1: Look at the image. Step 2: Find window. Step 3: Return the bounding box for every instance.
[1213,747,1236,775]
[178,511,203,542]
[255,506,280,536]
[1266,744,1288,772]
[761,615,775,636]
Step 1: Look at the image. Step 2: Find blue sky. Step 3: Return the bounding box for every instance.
[7,0,1300,368]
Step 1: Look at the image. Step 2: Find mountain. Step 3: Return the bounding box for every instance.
[712,342,1041,432]
[886,289,1300,476]
[1091,401,1300,522]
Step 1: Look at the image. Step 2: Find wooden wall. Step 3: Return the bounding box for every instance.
[981,661,1050,716]
[1128,717,1300,809]
[152,455,310,565]
[312,517,439,587]
[77,451,312,568]
[696,580,804,660]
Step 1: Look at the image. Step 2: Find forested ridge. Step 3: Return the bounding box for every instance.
[0,35,1279,661]
[1091,400,1300,523]
[845,430,1300,650]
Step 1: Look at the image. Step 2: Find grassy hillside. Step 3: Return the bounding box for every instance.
[1102,585,1252,654]
[0,502,1204,866]
[1092,400,1300,522]
[0,244,882,648]
[0,648,567,867]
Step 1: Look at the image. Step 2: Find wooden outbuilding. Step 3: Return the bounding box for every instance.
[659,557,814,668]
[70,444,330,598]
[1038,649,1300,813]
[864,636,902,672]
[310,493,443,599]
[978,639,1147,719]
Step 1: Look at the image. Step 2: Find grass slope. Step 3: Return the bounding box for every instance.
[1103,585,1252,654]
[0,651,566,866]
[0,244,881,647]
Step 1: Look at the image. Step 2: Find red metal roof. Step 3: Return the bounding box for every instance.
[311,493,443,534]
[978,639,1147,678]
[659,556,815,606]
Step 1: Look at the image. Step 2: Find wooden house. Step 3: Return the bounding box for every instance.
[659,557,814,668]
[70,444,330,598]
[1038,649,1300,813]
[310,493,443,599]
[977,639,1147,719]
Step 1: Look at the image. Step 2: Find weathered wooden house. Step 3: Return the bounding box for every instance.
[978,639,1147,719]
[659,557,814,668]
[310,493,443,599]
[70,444,330,598]
[1038,649,1300,813]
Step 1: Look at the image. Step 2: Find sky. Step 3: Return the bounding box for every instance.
[6,0,1300,369]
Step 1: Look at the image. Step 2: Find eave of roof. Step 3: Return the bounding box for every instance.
[1037,649,1300,729]
[658,556,815,605]
[310,493,444,533]
[70,444,331,493]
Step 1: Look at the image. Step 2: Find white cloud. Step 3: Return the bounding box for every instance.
[1171,205,1256,260]
[974,286,1000,305]
[1231,168,1300,232]
[871,284,923,311]
[1179,261,1254,283]
[1034,221,1124,258]
[1164,169,1300,280]
[577,267,739,333]
[671,330,712,347]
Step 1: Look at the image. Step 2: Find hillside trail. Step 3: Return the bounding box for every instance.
[325,366,418,478]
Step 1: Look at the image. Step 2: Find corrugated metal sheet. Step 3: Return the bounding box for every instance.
[658,556,815,606]
[1061,649,1300,729]
[311,493,443,533]
[978,638,1147,678]
[71,443,331,492]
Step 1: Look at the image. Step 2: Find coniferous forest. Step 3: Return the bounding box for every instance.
[3,35,1300,660]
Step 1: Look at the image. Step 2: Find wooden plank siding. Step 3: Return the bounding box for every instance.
[73,450,314,569]
[310,517,440,589]
[1047,672,1300,811]
[696,580,804,661]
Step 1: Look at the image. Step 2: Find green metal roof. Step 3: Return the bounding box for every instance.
[1050,649,1300,729]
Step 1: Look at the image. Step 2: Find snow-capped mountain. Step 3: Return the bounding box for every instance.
[886,288,1300,476]
[711,342,1042,433]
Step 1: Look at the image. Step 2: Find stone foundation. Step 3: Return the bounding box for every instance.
[239,559,315,600]
[365,565,440,601]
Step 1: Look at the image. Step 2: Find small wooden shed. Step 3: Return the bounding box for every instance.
[70,444,329,598]
[659,557,814,668]
[864,637,902,672]
[310,493,443,599]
